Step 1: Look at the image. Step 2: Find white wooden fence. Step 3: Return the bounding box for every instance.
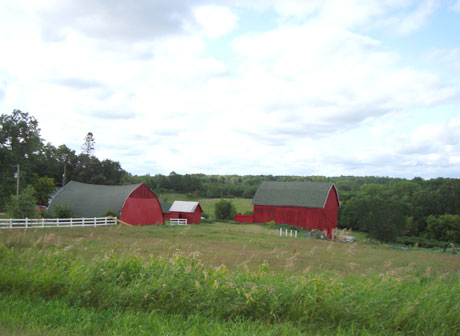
[169,218,187,226]
[279,228,298,238]
[0,217,117,229]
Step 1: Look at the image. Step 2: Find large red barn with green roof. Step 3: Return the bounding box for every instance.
[250,181,340,238]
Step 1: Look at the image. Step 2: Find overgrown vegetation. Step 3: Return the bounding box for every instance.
[6,185,37,218]
[0,243,459,335]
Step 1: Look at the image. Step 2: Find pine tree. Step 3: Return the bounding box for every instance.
[82,132,95,156]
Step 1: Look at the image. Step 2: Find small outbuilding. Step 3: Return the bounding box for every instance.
[251,181,339,238]
[168,201,203,224]
[47,181,164,225]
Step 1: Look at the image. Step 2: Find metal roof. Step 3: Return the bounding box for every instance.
[169,201,200,213]
[160,202,172,214]
[47,181,143,217]
[252,181,336,208]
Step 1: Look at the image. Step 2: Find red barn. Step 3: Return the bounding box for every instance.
[168,201,203,224]
[252,181,339,238]
[47,181,164,225]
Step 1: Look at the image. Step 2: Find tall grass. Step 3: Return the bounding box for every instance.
[1,245,459,335]
[0,293,307,336]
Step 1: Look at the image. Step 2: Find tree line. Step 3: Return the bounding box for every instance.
[1,109,460,245]
[0,110,128,211]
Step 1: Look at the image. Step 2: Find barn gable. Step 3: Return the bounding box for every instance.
[253,181,339,208]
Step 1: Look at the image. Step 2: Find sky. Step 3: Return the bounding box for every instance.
[1,0,460,178]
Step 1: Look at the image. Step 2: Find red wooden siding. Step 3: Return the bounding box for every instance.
[253,186,339,238]
[235,214,254,223]
[169,205,202,224]
[120,184,164,225]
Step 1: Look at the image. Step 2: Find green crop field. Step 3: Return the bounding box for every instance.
[1,223,460,335]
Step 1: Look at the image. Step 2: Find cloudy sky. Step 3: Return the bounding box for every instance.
[1,0,459,178]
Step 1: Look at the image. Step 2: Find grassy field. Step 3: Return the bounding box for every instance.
[1,223,460,335]
[156,192,253,218]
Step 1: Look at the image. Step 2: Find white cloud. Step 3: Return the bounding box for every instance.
[231,21,457,143]
[396,0,437,35]
[193,5,238,38]
[0,0,459,178]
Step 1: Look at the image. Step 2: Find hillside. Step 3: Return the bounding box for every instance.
[1,223,460,335]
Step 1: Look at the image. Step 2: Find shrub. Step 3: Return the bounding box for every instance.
[52,204,73,218]
[396,236,448,248]
[6,185,37,218]
[103,210,118,217]
[214,199,236,221]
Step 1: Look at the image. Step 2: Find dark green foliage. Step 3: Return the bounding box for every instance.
[52,204,73,218]
[6,185,37,218]
[426,214,460,243]
[396,236,448,248]
[103,210,118,217]
[214,199,236,221]
[72,154,127,185]
[0,110,42,209]
[30,174,55,205]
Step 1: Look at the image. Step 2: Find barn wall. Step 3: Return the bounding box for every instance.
[235,214,254,223]
[169,207,202,224]
[121,185,164,225]
[253,205,324,228]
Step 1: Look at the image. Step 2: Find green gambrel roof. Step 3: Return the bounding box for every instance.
[47,181,143,217]
[252,181,337,208]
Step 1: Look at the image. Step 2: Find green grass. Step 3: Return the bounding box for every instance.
[0,293,308,336]
[1,223,460,335]
[1,244,460,335]
[156,192,253,218]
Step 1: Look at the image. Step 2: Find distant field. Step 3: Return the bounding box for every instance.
[1,223,460,335]
[157,192,253,218]
[1,222,459,276]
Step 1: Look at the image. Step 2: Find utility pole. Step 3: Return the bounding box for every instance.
[15,164,19,200]
[62,164,67,187]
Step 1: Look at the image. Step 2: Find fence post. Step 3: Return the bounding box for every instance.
[285,228,288,237]
[25,218,28,229]
[104,217,107,225]
[10,218,12,229]
[70,217,73,227]
[295,231,298,238]
[57,217,59,227]
[290,230,293,237]
[82,217,85,226]
[94,217,96,227]
[42,218,45,228]
[279,228,282,236]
